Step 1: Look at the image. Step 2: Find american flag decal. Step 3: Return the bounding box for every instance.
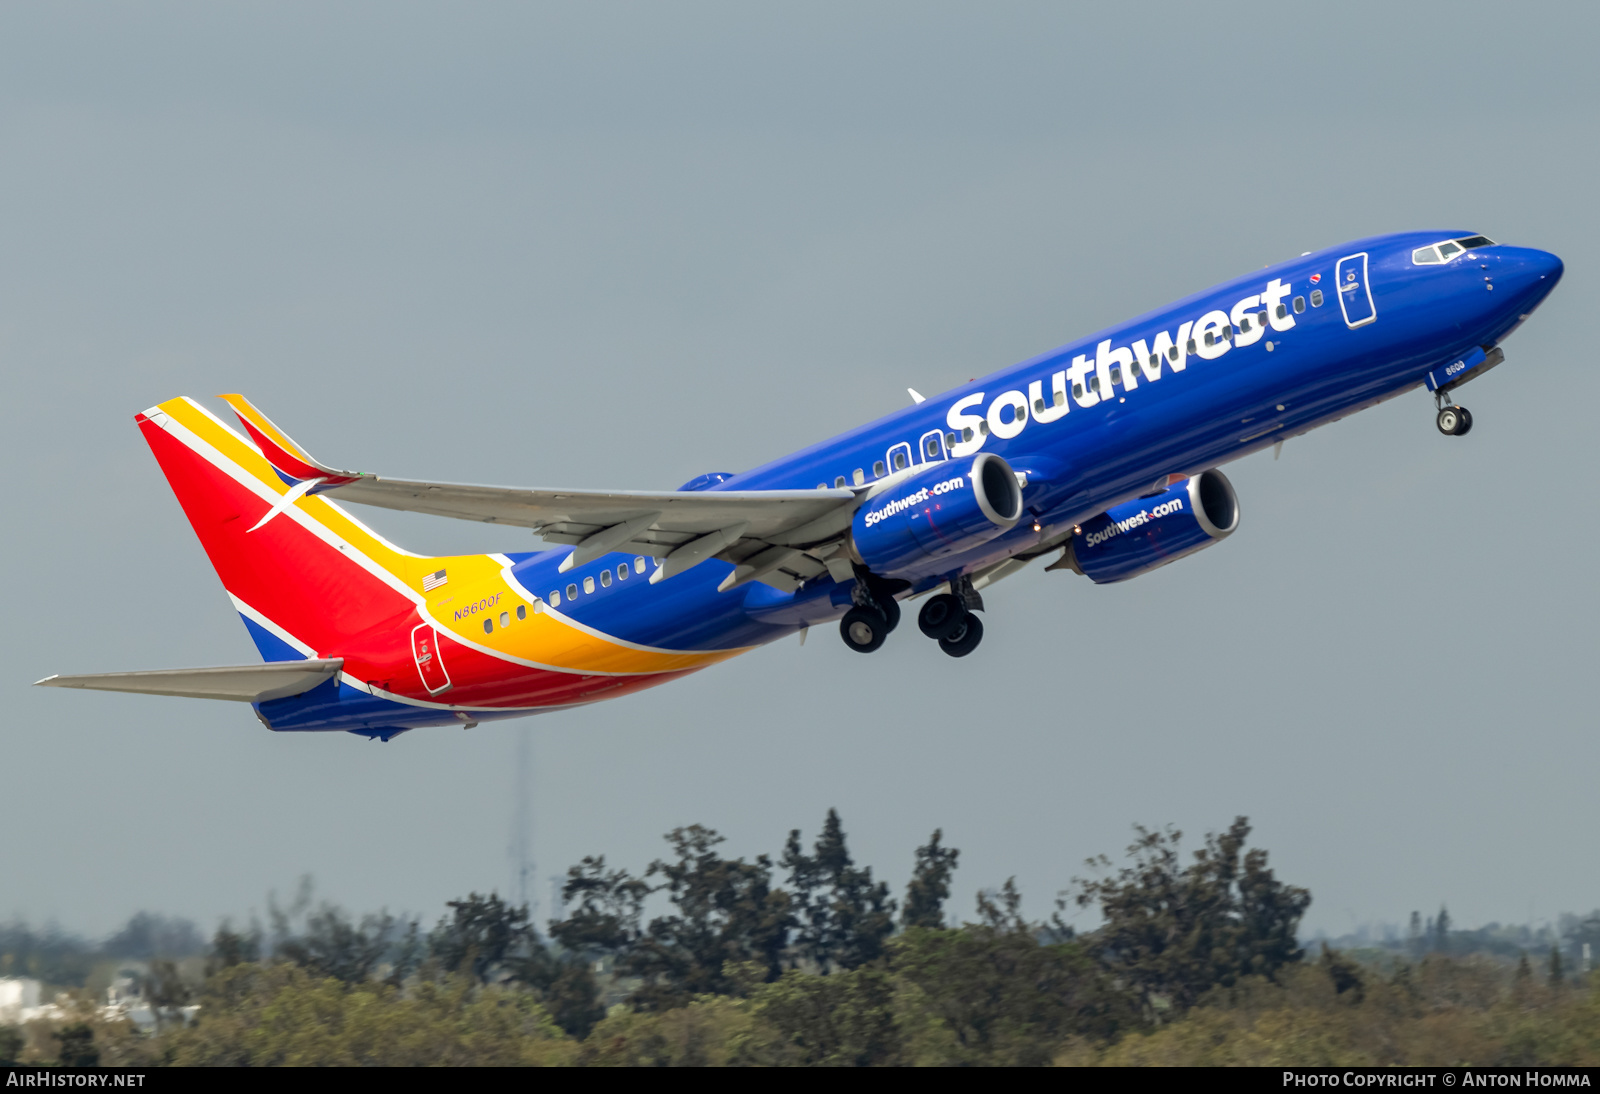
[423,569,448,592]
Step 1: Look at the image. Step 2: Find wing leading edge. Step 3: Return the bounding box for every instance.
[219,394,861,592]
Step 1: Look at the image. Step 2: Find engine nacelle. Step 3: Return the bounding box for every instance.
[851,453,1023,575]
[1059,469,1239,584]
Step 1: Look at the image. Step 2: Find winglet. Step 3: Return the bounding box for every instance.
[218,394,365,486]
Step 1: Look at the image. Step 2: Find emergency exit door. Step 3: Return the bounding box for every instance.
[411,623,453,695]
[1336,252,1376,329]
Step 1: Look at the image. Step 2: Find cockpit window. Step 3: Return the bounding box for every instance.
[1412,234,1497,265]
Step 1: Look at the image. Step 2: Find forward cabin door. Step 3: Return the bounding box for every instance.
[1336,252,1376,328]
[411,623,452,694]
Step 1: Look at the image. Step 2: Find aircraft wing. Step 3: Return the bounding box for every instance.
[35,659,345,702]
[218,394,861,591]
[330,477,859,589]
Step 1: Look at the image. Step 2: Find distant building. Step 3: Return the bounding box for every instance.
[0,979,41,1025]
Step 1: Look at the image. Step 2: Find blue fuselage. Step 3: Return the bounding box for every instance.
[487,232,1564,654]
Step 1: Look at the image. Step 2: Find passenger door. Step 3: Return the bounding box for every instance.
[1336,252,1376,329]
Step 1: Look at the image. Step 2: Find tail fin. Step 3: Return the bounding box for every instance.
[137,397,428,662]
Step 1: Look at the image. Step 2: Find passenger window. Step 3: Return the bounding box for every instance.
[1073,382,1084,399]
[817,483,827,489]
[1310,289,1324,307]
[893,450,908,471]
[978,421,990,435]
[926,438,940,457]
[1054,390,1065,406]
[873,460,885,478]
[1258,310,1268,326]
[1275,304,1288,319]
[1293,296,1305,313]
[1204,332,1214,346]
[1168,346,1179,361]
[600,569,612,587]
[1239,318,1251,332]
[499,611,510,628]
[517,604,527,620]
[1186,338,1197,353]
[550,591,560,607]
[634,557,646,573]
[583,576,595,594]
[483,619,493,634]
[1033,397,1045,413]
[834,475,846,488]
[617,565,628,581]
[852,468,865,486]
[1090,375,1101,391]
[1110,367,1122,384]
[962,427,974,442]
[567,583,578,600]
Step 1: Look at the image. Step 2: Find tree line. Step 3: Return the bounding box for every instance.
[2,813,1595,1066]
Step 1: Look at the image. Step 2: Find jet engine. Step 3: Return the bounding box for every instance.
[851,453,1023,575]
[1056,469,1239,584]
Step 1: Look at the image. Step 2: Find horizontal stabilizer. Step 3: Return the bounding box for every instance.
[34,659,344,703]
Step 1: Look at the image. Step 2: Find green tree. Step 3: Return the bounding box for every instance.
[1067,816,1311,1016]
[903,829,960,929]
[276,905,405,985]
[160,963,575,1066]
[1317,943,1364,1002]
[782,809,896,974]
[893,913,1133,1065]
[742,966,900,1065]
[626,825,792,1008]
[206,920,262,978]
[144,959,193,1030]
[54,1023,99,1067]
[1435,905,1453,953]
[429,893,537,985]
[1549,945,1565,987]
[549,856,650,957]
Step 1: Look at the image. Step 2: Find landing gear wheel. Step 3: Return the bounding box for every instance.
[938,614,984,658]
[918,593,966,641]
[840,606,890,653]
[1436,405,1471,436]
[878,594,902,633]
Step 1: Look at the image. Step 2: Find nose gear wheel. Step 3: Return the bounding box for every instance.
[1436,405,1472,436]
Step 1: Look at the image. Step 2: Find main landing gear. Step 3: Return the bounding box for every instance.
[838,571,903,654]
[1435,392,1473,437]
[916,577,985,658]
[837,568,984,658]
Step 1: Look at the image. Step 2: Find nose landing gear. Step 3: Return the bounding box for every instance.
[1435,393,1473,437]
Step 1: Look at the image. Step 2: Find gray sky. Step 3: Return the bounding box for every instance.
[2,1,1595,941]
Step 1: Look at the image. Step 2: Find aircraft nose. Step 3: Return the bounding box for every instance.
[1496,246,1564,295]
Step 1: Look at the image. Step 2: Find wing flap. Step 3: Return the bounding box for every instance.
[34,659,344,703]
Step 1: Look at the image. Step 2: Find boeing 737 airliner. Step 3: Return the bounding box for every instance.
[38,231,1563,740]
